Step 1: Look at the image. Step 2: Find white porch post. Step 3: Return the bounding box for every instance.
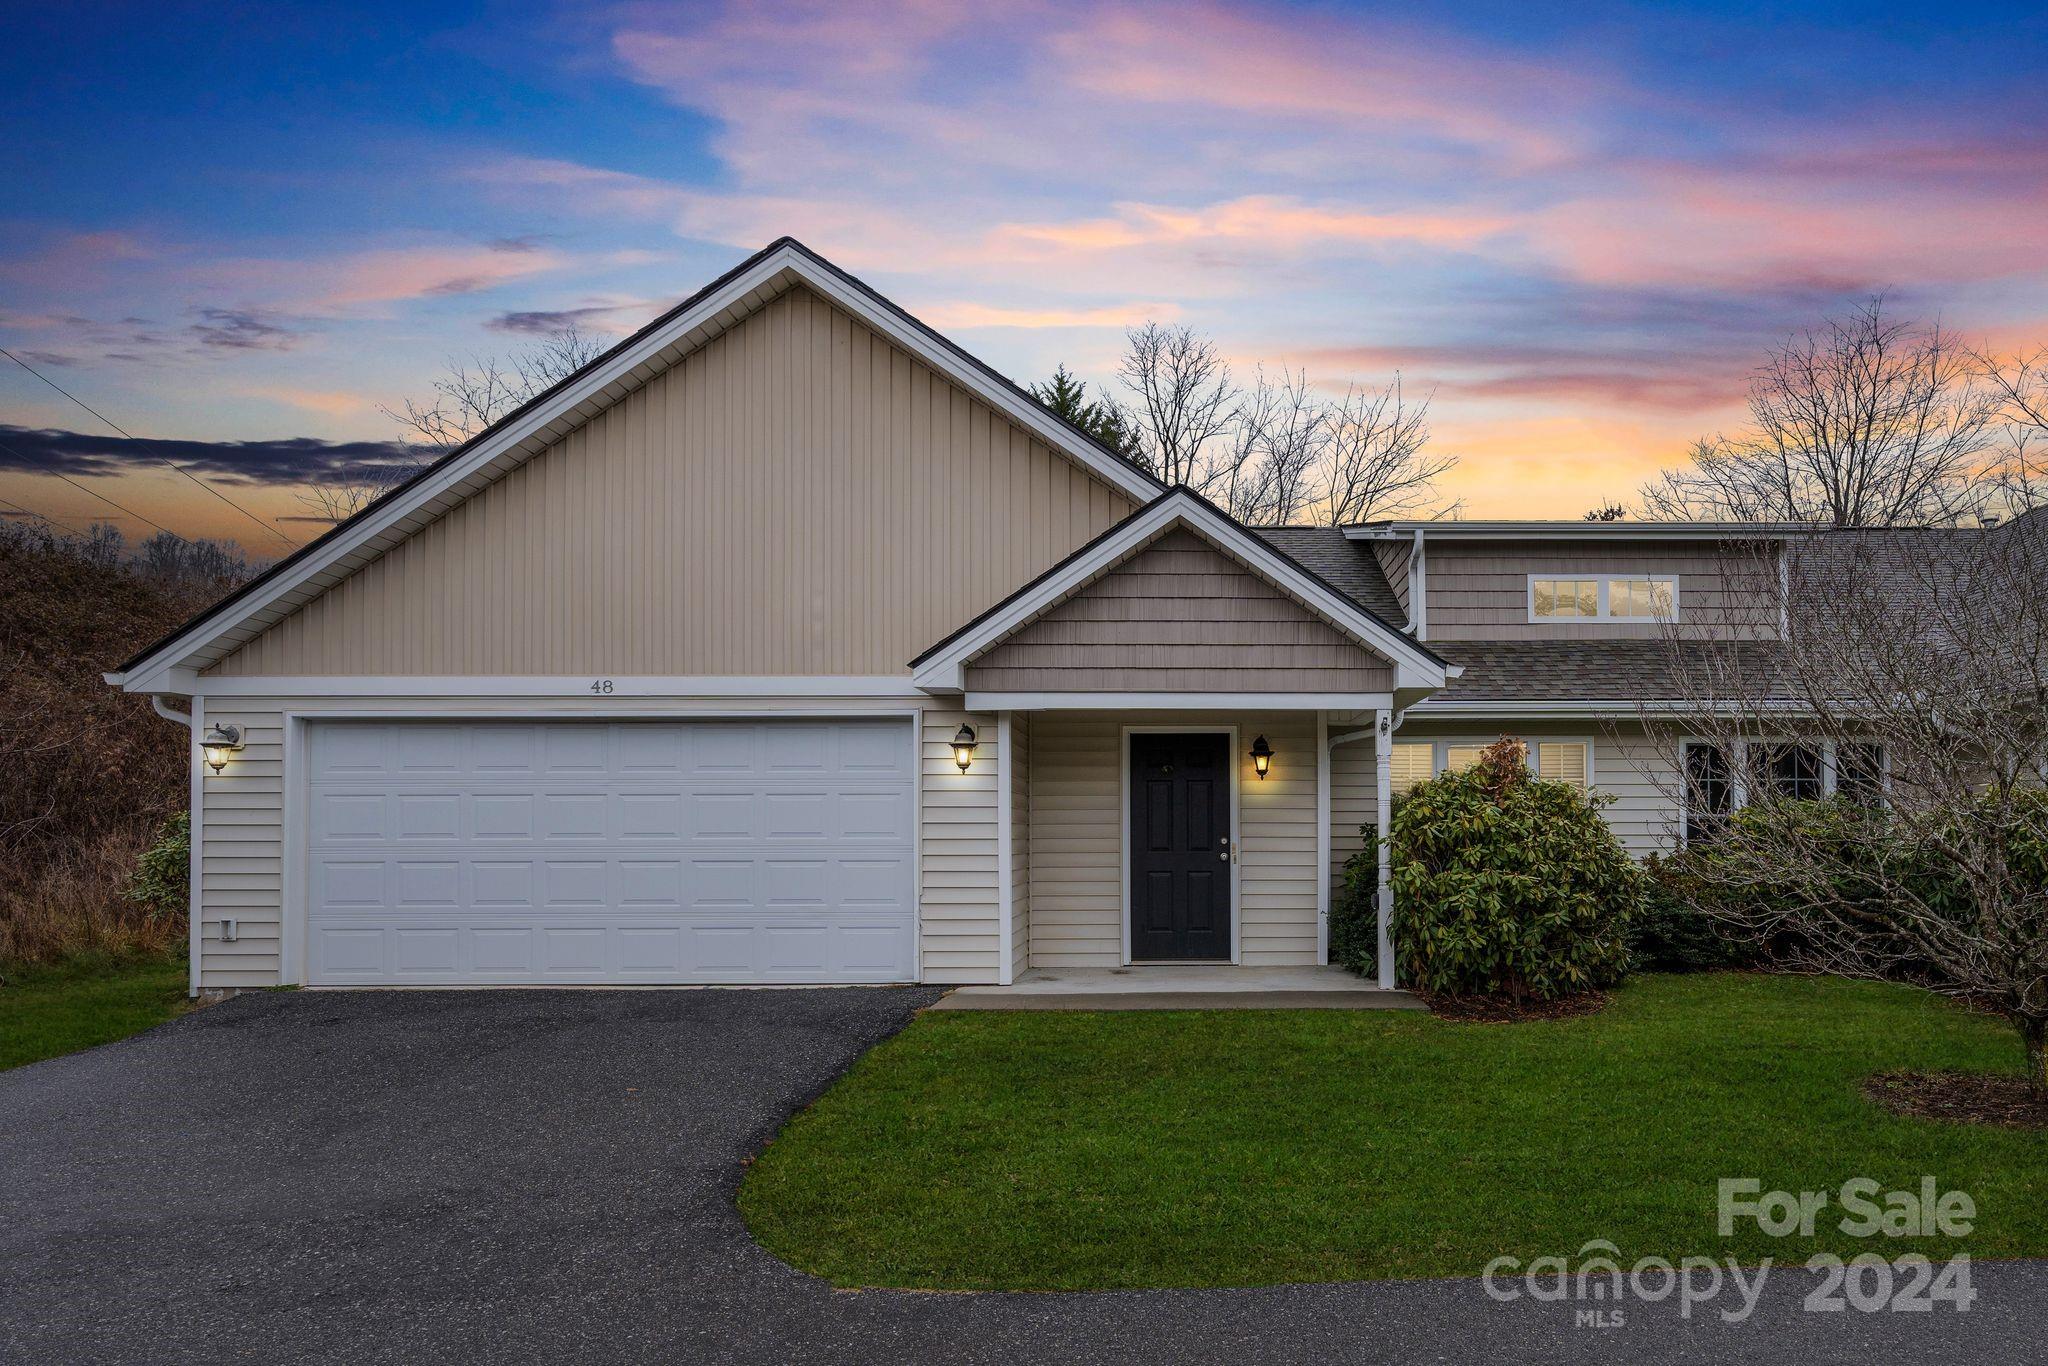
[1315,710,1330,964]
[1374,708,1395,990]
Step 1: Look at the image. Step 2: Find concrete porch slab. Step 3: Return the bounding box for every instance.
[928,965,1425,1011]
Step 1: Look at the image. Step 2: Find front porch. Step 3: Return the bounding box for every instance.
[931,964,1423,1011]
[931,702,1410,992]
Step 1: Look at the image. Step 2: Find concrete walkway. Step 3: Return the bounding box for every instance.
[931,963,1425,1010]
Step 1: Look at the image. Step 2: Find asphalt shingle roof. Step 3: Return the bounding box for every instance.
[1253,526,1406,623]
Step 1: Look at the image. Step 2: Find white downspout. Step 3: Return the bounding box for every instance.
[1408,528,1428,641]
[1374,709,1396,989]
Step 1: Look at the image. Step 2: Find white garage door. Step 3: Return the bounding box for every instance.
[305,719,916,985]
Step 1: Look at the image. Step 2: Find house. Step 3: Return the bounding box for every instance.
[107,238,1822,998]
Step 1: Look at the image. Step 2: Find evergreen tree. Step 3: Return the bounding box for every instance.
[1030,365,1150,473]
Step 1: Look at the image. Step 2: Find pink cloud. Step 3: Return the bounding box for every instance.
[993,196,1512,256]
[1045,3,1594,169]
[917,299,1181,330]
[202,240,574,315]
[1527,159,2048,292]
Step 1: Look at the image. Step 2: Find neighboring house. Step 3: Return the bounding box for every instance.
[102,238,1876,997]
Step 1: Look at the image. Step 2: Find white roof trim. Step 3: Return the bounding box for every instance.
[968,692,1396,711]
[1411,697,1816,716]
[912,490,1449,694]
[1343,521,1805,541]
[111,240,1161,692]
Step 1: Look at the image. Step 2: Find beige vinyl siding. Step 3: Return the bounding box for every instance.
[1328,731,1378,913]
[1392,717,1683,855]
[194,699,287,990]
[919,707,1000,983]
[1424,540,1778,641]
[189,696,951,990]
[1027,711,1321,968]
[1008,712,1031,975]
[208,285,1134,679]
[965,530,1394,693]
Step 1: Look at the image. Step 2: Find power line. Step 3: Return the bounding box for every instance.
[0,494,100,537]
[1,345,299,550]
[0,433,184,539]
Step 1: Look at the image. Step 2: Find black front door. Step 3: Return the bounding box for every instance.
[1129,732,1232,961]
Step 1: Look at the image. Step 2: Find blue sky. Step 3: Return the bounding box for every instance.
[4,0,2046,545]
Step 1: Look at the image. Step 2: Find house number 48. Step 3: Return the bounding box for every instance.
[589,679,615,694]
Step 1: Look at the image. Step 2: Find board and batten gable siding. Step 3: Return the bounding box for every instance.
[964,530,1395,694]
[1424,539,1778,641]
[919,707,1001,983]
[206,285,1134,679]
[1027,711,1321,968]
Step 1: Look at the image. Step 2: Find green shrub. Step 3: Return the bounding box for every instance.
[1330,830,1381,977]
[125,810,189,922]
[1389,738,1644,1002]
[1628,855,1754,972]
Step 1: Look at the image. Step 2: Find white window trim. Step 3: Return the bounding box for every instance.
[1676,737,1889,846]
[1526,574,1680,624]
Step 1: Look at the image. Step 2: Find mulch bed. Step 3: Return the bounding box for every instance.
[1863,1070,2048,1129]
[1420,989,1610,1023]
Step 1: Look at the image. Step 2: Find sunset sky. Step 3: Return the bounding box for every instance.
[5,0,2047,554]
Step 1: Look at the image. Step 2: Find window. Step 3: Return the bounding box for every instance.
[1684,743,1731,844]
[1529,575,1677,622]
[1680,739,1886,844]
[1443,743,1491,773]
[1532,579,1599,618]
[1608,578,1674,620]
[1836,743,1886,807]
[1535,741,1590,790]
[1389,738,1593,794]
[1389,742,1434,794]
[1758,743,1823,802]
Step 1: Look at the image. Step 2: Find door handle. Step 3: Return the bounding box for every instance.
[1218,836,1232,863]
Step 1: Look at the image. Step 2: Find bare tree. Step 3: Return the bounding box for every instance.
[382,324,608,453]
[134,531,252,592]
[1658,520,2048,1093]
[1643,298,2003,527]
[1319,375,1454,525]
[1117,322,1237,491]
[1975,345,2048,519]
[1112,322,1455,525]
[289,449,432,527]
[1214,366,1327,524]
[316,324,610,529]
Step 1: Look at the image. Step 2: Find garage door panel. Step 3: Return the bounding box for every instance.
[306,720,916,985]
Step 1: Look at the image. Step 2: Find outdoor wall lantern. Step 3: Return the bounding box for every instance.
[1250,734,1274,780]
[951,724,978,773]
[201,723,244,775]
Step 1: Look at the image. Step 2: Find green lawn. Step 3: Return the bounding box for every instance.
[0,953,188,1072]
[739,974,2048,1290]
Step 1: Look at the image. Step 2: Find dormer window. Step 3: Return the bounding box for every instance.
[1529,575,1677,622]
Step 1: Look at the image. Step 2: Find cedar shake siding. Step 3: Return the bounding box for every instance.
[963,530,1394,694]
[1423,538,1777,642]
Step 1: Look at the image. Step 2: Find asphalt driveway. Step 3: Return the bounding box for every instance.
[1,988,2040,1365]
